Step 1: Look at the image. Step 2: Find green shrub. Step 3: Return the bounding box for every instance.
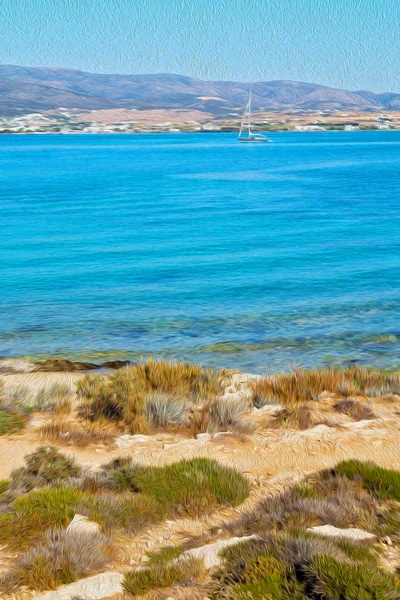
[0,479,9,495]
[304,554,398,600]
[227,567,307,600]
[214,530,386,600]
[88,493,166,535]
[216,542,307,600]
[123,557,203,596]
[13,487,88,525]
[0,408,26,435]
[0,487,94,551]
[333,460,400,501]
[103,457,249,510]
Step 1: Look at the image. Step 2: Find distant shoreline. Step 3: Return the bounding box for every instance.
[0,128,398,135]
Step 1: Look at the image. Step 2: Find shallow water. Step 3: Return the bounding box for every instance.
[1,131,400,372]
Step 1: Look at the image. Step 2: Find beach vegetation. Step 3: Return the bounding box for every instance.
[303,554,398,600]
[37,413,120,447]
[252,366,400,406]
[206,395,254,434]
[76,359,221,434]
[93,456,249,514]
[8,445,82,494]
[213,527,392,600]
[0,407,26,435]
[123,556,204,596]
[333,399,376,420]
[0,527,116,592]
[146,544,184,565]
[266,405,314,430]
[144,391,191,430]
[331,460,400,501]
[0,446,249,561]
[34,383,73,412]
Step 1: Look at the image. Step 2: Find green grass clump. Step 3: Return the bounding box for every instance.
[216,541,308,600]
[123,557,203,596]
[0,479,9,495]
[0,408,26,435]
[332,460,400,501]
[214,530,389,600]
[211,459,400,599]
[146,544,184,566]
[103,456,249,516]
[227,565,307,600]
[0,487,92,550]
[304,554,398,600]
[88,493,165,535]
[13,487,87,524]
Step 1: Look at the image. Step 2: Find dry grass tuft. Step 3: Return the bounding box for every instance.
[37,415,119,447]
[333,399,376,421]
[252,366,400,406]
[0,527,117,592]
[75,359,223,436]
[206,396,255,434]
[144,392,191,431]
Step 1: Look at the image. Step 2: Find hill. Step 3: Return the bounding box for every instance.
[1,64,400,116]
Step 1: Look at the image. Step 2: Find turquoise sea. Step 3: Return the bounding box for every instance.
[1,131,400,372]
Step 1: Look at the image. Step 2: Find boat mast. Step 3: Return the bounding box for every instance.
[247,91,252,135]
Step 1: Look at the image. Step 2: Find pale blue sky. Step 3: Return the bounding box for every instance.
[1,0,399,91]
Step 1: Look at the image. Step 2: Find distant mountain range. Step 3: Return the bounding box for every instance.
[1,64,400,117]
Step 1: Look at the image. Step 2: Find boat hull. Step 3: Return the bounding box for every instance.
[238,138,269,142]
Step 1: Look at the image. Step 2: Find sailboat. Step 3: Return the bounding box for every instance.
[238,91,269,142]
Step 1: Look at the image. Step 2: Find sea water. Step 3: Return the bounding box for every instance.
[1,131,399,372]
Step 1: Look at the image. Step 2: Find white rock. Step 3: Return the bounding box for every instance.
[129,433,150,442]
[114,433,151,447]
[309,525,376,541]
[212,431,233,440]
[179,535,258,569]
[66,514,100,535]
[35,571,123,600]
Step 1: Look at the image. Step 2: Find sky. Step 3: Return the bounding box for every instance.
[1,0,400,91]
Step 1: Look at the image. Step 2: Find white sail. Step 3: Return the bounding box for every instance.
[238,91,269,142]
